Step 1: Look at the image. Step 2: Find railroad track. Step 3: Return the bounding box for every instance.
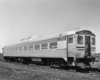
[1,60,100,80]
[3,60,100,75]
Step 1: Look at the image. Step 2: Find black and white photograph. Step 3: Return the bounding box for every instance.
[0,0,100,80]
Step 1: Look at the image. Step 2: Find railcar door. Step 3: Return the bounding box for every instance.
[85,36,91,56]
[67,35,75,57]
[91,36,95,56]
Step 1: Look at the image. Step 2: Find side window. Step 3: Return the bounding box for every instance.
[24,46,28,51]
[68,37,73,43]
[49,42,57,49]
[29,45,34,50]
[8,49,9,52]
[92,37,95,45]
[9,48,10,52]
[10,48,12,52]
[19,47,22,51]
[35,45,40,50]
[14,47,16,52]
[77,36,83,44]
[41,43,48,49]
[15,47,18,52]
[8,48,10,52]
[11,48,14,52]
[6,49,7,52]
[9,48,11,52]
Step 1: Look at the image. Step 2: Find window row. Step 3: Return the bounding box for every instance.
[77,36,95,45]
[6,42,58,52]
[68,36,95,45]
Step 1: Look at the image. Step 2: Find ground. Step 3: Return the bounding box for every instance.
[0,53,100,80]
[0,60,100,80]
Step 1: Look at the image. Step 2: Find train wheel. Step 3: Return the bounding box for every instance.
[41,58,49,65]
[89,62,94,68]
[3,57,8,61]
[21,58,31,64]
[9,57,14,62]
[16,58,21,63]
[76,62,86,69]
[20,58,24,63]
[50,61,58,68]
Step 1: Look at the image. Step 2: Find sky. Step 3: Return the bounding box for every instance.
[0,0,100,53]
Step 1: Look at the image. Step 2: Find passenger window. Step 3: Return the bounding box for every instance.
[15,47,18,51]
[68,37,73,43]
[8,49,9,52]
[35,45,40,50]
[49,42,57,49]
[10,48,12,52]
[8,48,10,52]
[24,46,28,51]
[77,36,83,44]
[29,45,34,50]
[14,47,16,52]
[12,48,13,52]
[8,49,10,52]
[6,49,7,52]
[41,44,48,49]
[10,48,11,52]
[19,47,22,51]
[92,38,95,45]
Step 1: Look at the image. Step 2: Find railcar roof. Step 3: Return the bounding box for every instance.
[4,29,95,47]
[28,29,95,42]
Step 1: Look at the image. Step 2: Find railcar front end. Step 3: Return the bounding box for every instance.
[74,30,96,68]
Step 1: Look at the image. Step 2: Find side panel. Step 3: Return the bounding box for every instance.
[3,40,67,61]
[3,49,67,60]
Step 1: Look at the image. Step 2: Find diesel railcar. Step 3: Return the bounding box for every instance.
[2,29,96,69]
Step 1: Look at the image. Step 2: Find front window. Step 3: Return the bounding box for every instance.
[77,36,83,44]
[68,37,73,43]
[92,38,95,45]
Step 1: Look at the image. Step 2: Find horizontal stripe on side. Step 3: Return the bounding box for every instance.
[91,47,96,49]
[77,49,84,50]
[76,47,84,48]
